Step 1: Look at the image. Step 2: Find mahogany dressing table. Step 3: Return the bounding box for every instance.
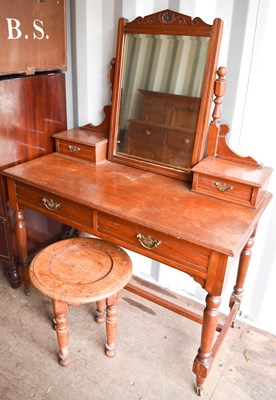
[3,10,272,396]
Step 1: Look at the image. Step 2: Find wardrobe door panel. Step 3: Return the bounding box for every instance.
[0,72,68,273]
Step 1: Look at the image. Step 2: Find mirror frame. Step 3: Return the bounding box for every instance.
[108,9,223,181]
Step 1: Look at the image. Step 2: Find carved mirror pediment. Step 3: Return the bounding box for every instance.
[108,9,223,180]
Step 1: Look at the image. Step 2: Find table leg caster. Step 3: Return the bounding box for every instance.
[58,351,69,367]
[231,311,242,328]
[231,320,236,328]
[105,342,116,358]
[196,386,204,396]
[52,317,57,330]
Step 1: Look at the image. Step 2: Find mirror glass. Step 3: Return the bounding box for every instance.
[116,33,210,170]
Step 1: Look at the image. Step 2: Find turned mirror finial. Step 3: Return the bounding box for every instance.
[212,66,227,123]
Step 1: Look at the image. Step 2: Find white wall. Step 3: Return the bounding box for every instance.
[66,0,276,334]
[232,0,276,332]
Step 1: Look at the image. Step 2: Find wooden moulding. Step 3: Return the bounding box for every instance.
[82,105,111,135]
[206,123,262,167]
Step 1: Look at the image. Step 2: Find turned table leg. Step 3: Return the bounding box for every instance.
[105,293,119,358]
[52,300,69,366]
[193,294,221,396]
[14,209,30,295]
[96,299,106,324]
[229,232,255,318]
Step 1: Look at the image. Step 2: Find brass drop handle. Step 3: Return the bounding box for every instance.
[68,145,81,153]
[42,197,60,211]
[136,233,161,249]
[144,130,151,136]
[213,181,233,192]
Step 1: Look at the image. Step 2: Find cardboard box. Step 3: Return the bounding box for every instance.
[0,0,66,75]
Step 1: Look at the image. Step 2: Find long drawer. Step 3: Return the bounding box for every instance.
[96,212,210,280]
[13,182,211,280]
[15,183,94,232]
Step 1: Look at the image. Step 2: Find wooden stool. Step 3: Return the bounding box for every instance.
[29,237,132,366]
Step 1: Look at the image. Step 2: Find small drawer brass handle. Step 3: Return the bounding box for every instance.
[213,181,233,192]
[68,145,81,153]
[42,197,60,211]
[136,233,161,249]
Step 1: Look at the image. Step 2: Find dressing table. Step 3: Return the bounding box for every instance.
[2,10,272,396]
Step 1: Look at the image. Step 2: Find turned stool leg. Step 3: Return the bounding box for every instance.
[96,299,106,324]
[52,299,69,367]
[105,293,119,358]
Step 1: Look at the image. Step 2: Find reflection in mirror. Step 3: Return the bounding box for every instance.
[116,34,210,169]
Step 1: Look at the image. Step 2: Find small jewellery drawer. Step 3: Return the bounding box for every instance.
[15,183,93,230]
[54,128,108,164]
[191,157,272,208]
[56,139,96,162]
[97,212,210,279]
[193,174,254,205]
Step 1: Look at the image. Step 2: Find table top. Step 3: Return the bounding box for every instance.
[3,153,272,256]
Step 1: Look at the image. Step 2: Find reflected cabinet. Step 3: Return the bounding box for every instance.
[123,89,201,168]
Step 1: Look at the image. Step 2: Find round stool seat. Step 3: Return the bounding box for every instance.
[29,237,132,365]
[30,237,132,306]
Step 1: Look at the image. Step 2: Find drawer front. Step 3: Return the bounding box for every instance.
[166,129,195,150]
[15,183,93,230]
[56,139,96,162]
[141,102,171,125]
[125,138,159,161]
[126,122,166,161]
[97,212,210,279]
[163,129,195,168]
[161,146,192,168]
[195,174,253,204]
[128,122,166,144]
